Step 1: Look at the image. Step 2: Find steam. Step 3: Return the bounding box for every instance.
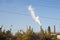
[28,5,41,26]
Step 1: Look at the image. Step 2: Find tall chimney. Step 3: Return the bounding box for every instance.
[54,25,56,33]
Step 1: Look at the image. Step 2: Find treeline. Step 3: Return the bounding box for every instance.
[0,26,57,40]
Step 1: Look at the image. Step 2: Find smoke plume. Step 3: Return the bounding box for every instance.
[28,5,41,26]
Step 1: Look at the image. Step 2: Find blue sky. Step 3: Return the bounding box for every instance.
[0,0,60,34]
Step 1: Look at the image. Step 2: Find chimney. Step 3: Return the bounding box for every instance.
[54,25,56,33]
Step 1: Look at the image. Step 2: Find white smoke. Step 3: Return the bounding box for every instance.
[28,5,41,26]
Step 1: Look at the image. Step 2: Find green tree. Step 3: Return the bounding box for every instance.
[15,31,22,40]
[22,26,35,40]
[5,29,12,40]
[48,26,51,35]
[39,26,45,40]
[44,26,51,40]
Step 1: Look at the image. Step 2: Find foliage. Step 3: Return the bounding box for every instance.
[0,25,58,40]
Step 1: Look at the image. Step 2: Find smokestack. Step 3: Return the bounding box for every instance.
[54,25,56,33]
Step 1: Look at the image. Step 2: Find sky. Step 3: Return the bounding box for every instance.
[0,0,60,34]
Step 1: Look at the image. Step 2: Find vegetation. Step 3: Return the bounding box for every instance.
[0,25,59,40]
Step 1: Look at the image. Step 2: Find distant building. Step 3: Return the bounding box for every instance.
[57,35,60,39]
[51,25,60,39]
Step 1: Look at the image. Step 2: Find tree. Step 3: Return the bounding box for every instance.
[45,26,51,40]
[15,31,22,40]
[48,26,51,35]
[5,29,12,40]
[39,26,45,40]
[22,26,35,40]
